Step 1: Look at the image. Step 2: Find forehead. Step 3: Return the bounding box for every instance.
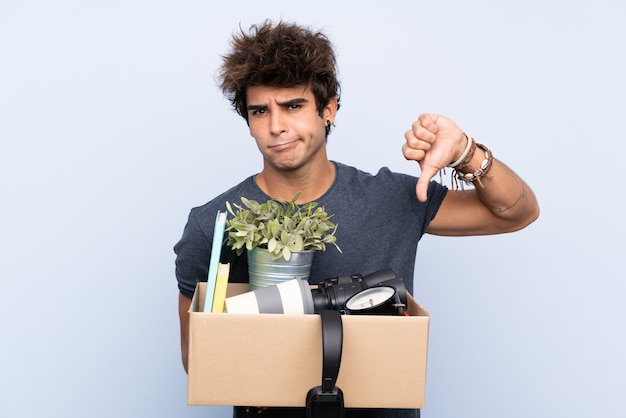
[246,85,313,104]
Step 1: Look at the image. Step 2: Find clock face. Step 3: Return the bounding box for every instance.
[345,286,396,311]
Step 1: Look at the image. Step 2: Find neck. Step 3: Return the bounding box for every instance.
[256,161,336,203]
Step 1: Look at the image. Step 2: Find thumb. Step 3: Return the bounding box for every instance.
[416,164,439,202]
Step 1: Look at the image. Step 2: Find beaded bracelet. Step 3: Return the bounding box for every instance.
[453,142,493,188]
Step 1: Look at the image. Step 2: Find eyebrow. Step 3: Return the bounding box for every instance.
[247,97,310,112]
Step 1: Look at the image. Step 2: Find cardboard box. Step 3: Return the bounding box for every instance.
[188,282,430,408]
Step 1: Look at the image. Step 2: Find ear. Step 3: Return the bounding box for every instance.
[322,97,338,124]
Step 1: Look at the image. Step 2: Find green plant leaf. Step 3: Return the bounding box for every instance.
[225,192,340,257]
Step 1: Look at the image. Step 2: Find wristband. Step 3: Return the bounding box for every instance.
[447,132,474,168]
[453,142,493,188]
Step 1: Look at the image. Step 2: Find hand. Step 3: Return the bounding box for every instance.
[402,113,466,202]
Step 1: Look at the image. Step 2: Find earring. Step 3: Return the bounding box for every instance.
[325,120,332,136]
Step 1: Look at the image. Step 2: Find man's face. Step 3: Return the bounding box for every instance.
[246,85,334,172]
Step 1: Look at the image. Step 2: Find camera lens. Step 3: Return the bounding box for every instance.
[226,269,407,315]
[311,274,365,312]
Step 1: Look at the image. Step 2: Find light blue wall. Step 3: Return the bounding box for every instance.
[1,1,624,417]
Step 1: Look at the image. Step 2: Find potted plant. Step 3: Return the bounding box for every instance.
[225,192,341,289]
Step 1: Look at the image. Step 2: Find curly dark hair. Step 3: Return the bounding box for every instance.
[218,20,341,122]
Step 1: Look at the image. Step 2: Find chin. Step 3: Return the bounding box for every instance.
[271,157,305,171]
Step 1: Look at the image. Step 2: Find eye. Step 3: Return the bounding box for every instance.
[250,108,266,116]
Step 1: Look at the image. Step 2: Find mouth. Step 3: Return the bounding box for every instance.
[269,140,298,151]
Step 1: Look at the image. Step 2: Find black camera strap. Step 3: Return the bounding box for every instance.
[306,310,344,418]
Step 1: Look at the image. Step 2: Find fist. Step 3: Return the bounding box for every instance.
[402,114,465,202]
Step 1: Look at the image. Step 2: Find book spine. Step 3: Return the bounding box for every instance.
[211,262,230,313]
[203,211,227,312]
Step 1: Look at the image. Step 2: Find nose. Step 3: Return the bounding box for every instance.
[269,110,287,135]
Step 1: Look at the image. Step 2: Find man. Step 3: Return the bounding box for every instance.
[174,20,539,418]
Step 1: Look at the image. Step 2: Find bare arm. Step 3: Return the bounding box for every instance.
[178,292,192,374]
[403,114,539,235]
[427,159,539,235]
